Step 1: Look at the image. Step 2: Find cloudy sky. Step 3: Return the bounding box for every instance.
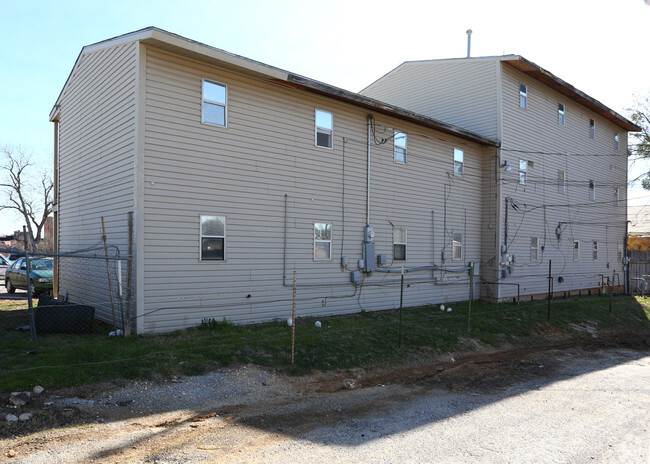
[1,0,649,233]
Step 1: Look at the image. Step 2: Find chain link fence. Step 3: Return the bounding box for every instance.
[1,246,132,340]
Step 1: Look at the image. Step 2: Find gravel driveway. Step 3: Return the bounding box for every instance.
[2,341,649,463]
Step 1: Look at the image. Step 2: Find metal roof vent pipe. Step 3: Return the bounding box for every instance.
[466,29,473,58]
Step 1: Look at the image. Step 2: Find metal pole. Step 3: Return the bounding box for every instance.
[468,261,474,333]
[610,270,615,313]
[291,270,296,370]
[24,226,37,341]
[547,260,552,321]
[101,217,118,330]
[399,266,404,349]
[125,212,133,336]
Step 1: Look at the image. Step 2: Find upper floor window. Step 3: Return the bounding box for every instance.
[530,237,539,261]
[202,80,227,127]
[452,232,463,260]
[314,222,332,260]
[394,131,407,164]
[200,215,225,260]
[558,170,566,194]
[315,110,333,148]
[589,180,595,201]
[519,83,527,109]
[393,227,407,261]
[614,187,620,206]
[519,159,528,185]
[589,119,595,139]
[592,241,598,260]
[614,134,620,151]
[573,240,580,261]
[558,103,565,126]
[453,148,464,176]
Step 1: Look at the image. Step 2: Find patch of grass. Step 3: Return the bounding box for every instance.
[0,295,648,392]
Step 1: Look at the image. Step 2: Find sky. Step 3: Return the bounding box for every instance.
[1,0,649,234]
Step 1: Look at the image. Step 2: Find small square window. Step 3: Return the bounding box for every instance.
[589,119,595,139]
[452,232,463,260]
[201,215,225,260]
[315,110,333,148]
[592,241,598,260]
[202,80,227,127]
[530,237,539,261]
[589,180,595,201]
[454,148,464,176]
[393,227,407,261]
[558,103,565,126]
[519,159,528,185]
[314,223,332,260]
[394,131,407,164]
[614,134,620,151]
[558,170,565,194]
[519,83,527,109]
[573,240,580,261]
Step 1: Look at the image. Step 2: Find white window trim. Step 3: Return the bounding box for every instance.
[530,237,539,261]
[394,131,407,164]
[201,79,227,128]
[200,215,226,261]
[519,83,527,109]
[592,241,598,260]
[558,103,565,126]
[519,159,528,185]
[452,232,463,261]
[617,243,623,262]
[315,109,333,149]
[393,227,407,261]
[314,222,332,261]
[453,148,464,176]
[573,240,580,262]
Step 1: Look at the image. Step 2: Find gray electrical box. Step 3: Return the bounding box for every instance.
[341,256,349,267]
[364,225,375,242]
[377,254,387,266]
[350,271,361,284]
[363,242,376,272]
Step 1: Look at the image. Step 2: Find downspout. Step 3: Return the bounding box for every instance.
[366,114,373,226]
[283,193,288,287]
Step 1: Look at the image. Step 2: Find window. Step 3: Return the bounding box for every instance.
[394,131,407,164]
[452,232,463,260]
[530,237,539,261]
[617,243,623,262]
[519,83,527,109]
[315,110,333,148]
[589,180,595,201]
[454,148,464,176]
[573,240,580,261]
[558,103,565,126]
[614,187,620,206]
[589,119,595,139]
[393,228,407,261]
[519,159,528,185]
[558,170,566,194]
[592,241,598,260]
[614,134,620,151]
[200,215,225,260]
[202,80,227,127]
[314,223,332,260]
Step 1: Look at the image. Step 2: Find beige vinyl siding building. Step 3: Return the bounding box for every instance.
[362,55,639,301]
[51,28,499,334]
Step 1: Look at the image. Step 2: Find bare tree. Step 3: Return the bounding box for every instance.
[629,93,650,189]
[0,145,53,251]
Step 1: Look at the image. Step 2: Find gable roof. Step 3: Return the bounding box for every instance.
[50,27,499,147]
[362,55,640,133]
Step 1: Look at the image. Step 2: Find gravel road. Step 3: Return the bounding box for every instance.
[2,342,649,463]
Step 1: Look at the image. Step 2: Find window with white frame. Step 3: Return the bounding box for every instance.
[202,80,227,127]
[558,170,566,193]
[530,237,539,261]
[519,159,528,185]
[393,227,407,261]
[589,180,595,200]
[614,187,620,206]
[394,131,407,164]
[617,243,623,262]
[315,110,333,148]
[614,134,620,151]
[453,148,464,176]
[558,103,565,126]
[573,240,580,261]
[519,83,527,109]
[314,223,332,260]
[592,241,598,260]
[452,232,463,260]
[200,215,225,260]
[589,119,595,139]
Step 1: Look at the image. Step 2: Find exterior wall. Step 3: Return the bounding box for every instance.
[56,42,138,322]
[498,64,628,298]
[361,58,499,139]
[140,46,490,333]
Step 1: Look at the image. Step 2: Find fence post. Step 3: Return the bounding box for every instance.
[24,226,37,341]
[291,270,296,370]
[101,218,118,330]
[609,270,615,313]
[399,266,404,349]
[468,261,474,333]
[547,260,552,321]
[125,212,133,336]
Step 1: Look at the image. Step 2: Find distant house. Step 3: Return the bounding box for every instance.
[50,28,639,333]
[361,55,640,298]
